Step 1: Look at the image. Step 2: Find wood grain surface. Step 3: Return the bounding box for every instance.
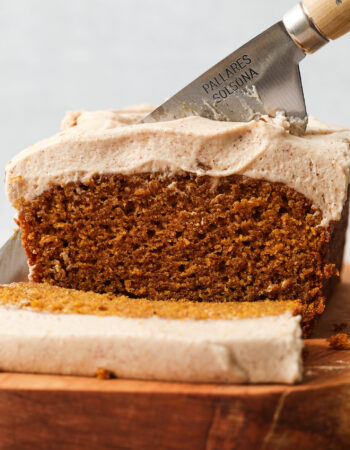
[0,267,350,449]
[303,0,350,40]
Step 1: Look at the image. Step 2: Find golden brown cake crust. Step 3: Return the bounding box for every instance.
[17,172,342,334]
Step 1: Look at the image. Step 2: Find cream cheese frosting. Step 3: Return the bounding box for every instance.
[5,104,350,226]
[0,308,302,383]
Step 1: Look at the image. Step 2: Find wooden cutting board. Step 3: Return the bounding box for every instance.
[0,268,349,449]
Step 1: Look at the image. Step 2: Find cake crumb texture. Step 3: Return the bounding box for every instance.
[95,368,115,380]
[17,173,342,334]
[333,322,348,333]
[327,333,350,350]
[0,282,302,320]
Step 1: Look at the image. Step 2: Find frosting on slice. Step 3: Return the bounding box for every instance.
[0,308,302,383]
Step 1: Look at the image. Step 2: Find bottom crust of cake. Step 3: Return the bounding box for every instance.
[17,173,348,335]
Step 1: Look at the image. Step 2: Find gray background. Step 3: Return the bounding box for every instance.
[1,0,350,257]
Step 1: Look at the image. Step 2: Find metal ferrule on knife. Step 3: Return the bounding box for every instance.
[283,2,329,54]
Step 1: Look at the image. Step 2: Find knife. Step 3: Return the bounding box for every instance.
[141,0,350,135]
[0,230,28,284]
[1,0,349,284]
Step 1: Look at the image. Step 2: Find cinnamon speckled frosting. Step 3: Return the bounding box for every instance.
[0,306,302,383]
[5,104,350,226]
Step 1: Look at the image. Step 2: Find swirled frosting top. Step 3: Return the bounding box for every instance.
[5,104,350,226]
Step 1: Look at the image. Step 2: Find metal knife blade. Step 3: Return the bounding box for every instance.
[0,230,29,284]
[141,22,307,134]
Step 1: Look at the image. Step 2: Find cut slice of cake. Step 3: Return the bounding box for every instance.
[5,105,350,335]
[0,282,303,383]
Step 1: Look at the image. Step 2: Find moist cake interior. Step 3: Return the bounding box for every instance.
[17,172,343,334]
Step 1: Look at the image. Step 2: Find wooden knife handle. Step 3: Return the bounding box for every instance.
[303,0,350,40]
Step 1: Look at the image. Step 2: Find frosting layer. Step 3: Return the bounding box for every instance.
[0,308,302,383]
[6,105,350,226]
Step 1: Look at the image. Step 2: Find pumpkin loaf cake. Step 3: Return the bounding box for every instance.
[5,105,350,336]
